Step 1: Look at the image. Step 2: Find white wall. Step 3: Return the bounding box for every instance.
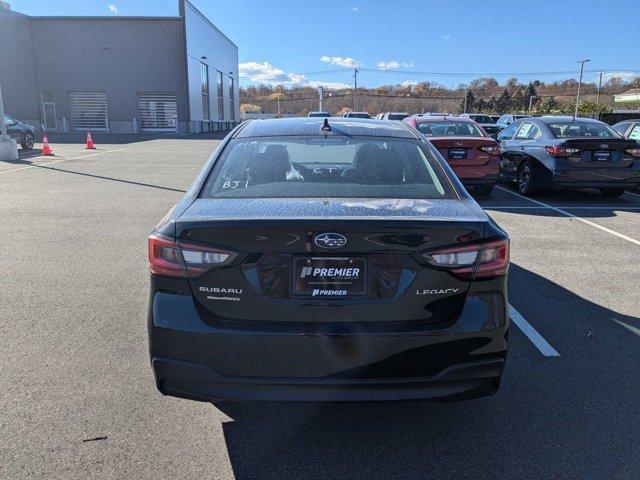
[183,0,239,128]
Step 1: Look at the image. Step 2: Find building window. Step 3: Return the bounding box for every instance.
[228,76,235,121]
[201,63,210,121]
[216,70,224,120]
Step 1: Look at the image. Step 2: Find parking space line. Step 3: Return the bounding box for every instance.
[0,148,126,175]
[483,206,640,210]
[509,304,560,357]
[496,186,640,247]
[612,318,640,337]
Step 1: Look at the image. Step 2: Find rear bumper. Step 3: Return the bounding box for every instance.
[153,356,504,402]
[451,158,500,185]
[550,164,640,188]
[148,285,508,402]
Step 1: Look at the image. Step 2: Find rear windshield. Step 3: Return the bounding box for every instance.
[417,121,485,137]
[547,122,621,139]
[308,112,331,117]
[346,112,371,118]
[387,113,409,120]
[470,115,494,124]
[201,136,454,199]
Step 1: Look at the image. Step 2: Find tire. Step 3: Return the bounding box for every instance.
[517,160,537,196]
[599,187,625,198]
[475,185,494,196]
[21,132,34,150]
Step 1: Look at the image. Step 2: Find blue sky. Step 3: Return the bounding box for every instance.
[11,0,640,89]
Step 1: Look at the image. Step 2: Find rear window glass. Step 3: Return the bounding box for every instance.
[470,115,494,124]
[387,113,409,120]
[547,122,620,139]
[417,121,485,137]
[201,136,454,199]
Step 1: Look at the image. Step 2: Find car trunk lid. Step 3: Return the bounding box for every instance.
[429,136,498,166]
[559,138,637,168]
[173,198,488,324]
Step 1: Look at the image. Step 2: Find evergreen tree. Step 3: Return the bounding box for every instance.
[496,89,512,113]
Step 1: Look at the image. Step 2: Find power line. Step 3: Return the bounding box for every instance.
[358,67,640,77]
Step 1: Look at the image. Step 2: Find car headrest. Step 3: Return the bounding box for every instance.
[353,143,403,184]
[247,145,291,184]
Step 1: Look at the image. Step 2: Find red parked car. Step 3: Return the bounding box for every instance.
[404,115,501,195]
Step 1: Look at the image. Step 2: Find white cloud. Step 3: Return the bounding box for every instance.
[441,33,451,40]
[239,61,349,90]
[307,80,351,90]
[377,60,414,70]
[377,60,400,70]
[352,6,359,11]
[239,61,305,85]
[599,71,639,84]
[107,3,118,14]
[320,56,362,68]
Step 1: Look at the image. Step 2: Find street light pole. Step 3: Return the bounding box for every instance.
[575,59,591,117]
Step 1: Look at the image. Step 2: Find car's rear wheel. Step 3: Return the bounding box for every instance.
[599,187,625,198]
[475,185,494,196]
[21,132,34,150]
[517,161,537,196]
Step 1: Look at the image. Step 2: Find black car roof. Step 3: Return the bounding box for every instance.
[236,117,415,138]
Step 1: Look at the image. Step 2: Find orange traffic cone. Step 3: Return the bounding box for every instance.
[85,132,96,150]
[41,134,54,156]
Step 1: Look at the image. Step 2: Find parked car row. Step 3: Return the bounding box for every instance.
[306,111,640,197]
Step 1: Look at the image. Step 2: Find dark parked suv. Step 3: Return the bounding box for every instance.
[498,116,640,196]
[148,117,509,403]
[3,114,35,150]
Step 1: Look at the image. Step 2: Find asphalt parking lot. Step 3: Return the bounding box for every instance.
[1,134,639,480]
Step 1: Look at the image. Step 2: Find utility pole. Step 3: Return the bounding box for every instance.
[528,95,536,114]
[575,59,591,118]
[277,97,280,117]
[353,68,358,110]
[318,85,323,112]
[596,70,603,109]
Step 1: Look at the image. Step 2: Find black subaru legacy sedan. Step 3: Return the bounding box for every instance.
[148,117,509,402]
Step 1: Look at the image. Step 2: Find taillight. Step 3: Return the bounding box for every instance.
[148,233,237,278]
[545,146,581,157]
[625,147,640,158]
[479,144,501,155]
[178,241,236,276]
[422,237,509,279]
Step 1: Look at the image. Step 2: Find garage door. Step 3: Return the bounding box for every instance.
[69,91,109,131]
[138,93,177,131]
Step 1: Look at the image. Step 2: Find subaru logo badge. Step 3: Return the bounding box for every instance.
[314,232,347,249]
